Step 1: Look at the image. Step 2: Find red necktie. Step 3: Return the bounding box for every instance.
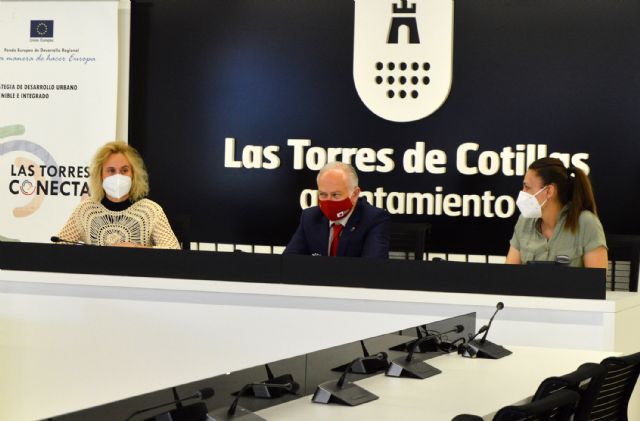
[330,223,343,257]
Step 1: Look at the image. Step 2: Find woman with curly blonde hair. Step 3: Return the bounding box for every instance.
[57,141,179,249]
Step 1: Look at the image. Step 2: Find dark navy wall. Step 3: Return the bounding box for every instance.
[129,0,640,254]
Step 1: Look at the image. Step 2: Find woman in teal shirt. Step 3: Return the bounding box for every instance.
[506,158,608,268]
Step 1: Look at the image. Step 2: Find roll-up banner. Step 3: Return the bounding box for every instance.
[0,0,118,242]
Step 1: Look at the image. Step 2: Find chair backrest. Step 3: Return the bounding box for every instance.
[492,389,580,421]
[606,234,640,292]
[389,222,431,260]
[451,414,483,421]
[168,214,191,250]
[586,352,640,421]
[532,362,606,421]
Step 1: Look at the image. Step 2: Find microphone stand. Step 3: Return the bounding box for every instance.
[386,325,463,379]
[123,387,214,421]
[459,302,512,359]
[312,355,381,406]
[230,364,299,398]
[389,326,440,353]
[172,387,183,410]
[331,340,389,374]
[208,383,294,421]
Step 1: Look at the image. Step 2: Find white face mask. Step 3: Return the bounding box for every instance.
[516,186,548,218]
[102,174,132,200]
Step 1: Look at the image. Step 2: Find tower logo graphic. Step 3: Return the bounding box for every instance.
[353,0,454,122]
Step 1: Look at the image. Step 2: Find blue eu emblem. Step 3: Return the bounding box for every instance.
[30,20,54,38]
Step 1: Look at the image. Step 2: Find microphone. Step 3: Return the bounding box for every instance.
[466,325,488,343]
[312,356,380,406]
[337,353,387,388]
[385,325,464,379]
[331,340,389,374]
[405,325,464,363]
[460,302,502,347]
[230,364,300,398]
[389,325,445,354]
[386,325,464,379]
[208,383,294,420]
[480,301,504,344]
[458,302,512,360]
[261,363,299,396]
[123,387,214,421]
[229,383,293,415]
[50,235,87,246]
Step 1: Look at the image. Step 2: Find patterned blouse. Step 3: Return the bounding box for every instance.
[57,198,180,249]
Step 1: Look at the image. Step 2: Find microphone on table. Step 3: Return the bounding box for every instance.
[458,312,496,348]
[458,302,512,359]
[336,353,387,388]
[458,302,502,349]
[312,354,383,406]
[230,364,300,398]
[50,235,88,246]
[331,340,389,374]
[480,301,504,344]
[405,324,464,362]
[386,325,464,379]
[208,382,295,420]
[389,325,441,354]
[123,387,214,421]
[464,325,488,344]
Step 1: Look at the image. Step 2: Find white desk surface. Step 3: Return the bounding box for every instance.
[257,346,616,421]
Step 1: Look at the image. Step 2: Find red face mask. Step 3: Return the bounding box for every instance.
[319,198,354,221]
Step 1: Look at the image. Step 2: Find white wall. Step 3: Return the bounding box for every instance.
[116,0,130,141]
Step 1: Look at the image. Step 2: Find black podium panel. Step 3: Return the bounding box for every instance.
[1,242,605,299]
[280,254,606,299]
[0,242,281,284]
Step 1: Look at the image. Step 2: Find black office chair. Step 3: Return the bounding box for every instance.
[168,214,191,250]
[532,362,606,421]
[606,234,640,292]
[389,222,431,260]
[451,389,580,421]
[582,351,640,421]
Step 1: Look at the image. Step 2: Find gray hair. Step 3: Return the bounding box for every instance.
[317,162,359,192]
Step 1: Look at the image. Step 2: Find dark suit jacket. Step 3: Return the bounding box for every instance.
[284,198,390,258]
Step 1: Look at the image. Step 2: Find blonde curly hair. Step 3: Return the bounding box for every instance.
[88,141,149,202]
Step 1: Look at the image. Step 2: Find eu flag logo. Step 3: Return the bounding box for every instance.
[30,20,54,38]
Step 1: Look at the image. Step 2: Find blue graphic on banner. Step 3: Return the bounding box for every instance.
[30,20,54,38]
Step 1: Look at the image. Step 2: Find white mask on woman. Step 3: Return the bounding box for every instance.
[102,174,132,200]
[516,186,548,218]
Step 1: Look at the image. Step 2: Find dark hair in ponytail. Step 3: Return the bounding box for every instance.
[529,157,598,233]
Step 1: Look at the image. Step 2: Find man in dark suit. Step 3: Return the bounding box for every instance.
[284,162,390,258]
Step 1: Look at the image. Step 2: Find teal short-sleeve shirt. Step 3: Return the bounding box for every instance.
[509,205,607,267]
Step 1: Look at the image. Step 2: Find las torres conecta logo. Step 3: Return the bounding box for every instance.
[353,0,454,122]
[1,125,89,218]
